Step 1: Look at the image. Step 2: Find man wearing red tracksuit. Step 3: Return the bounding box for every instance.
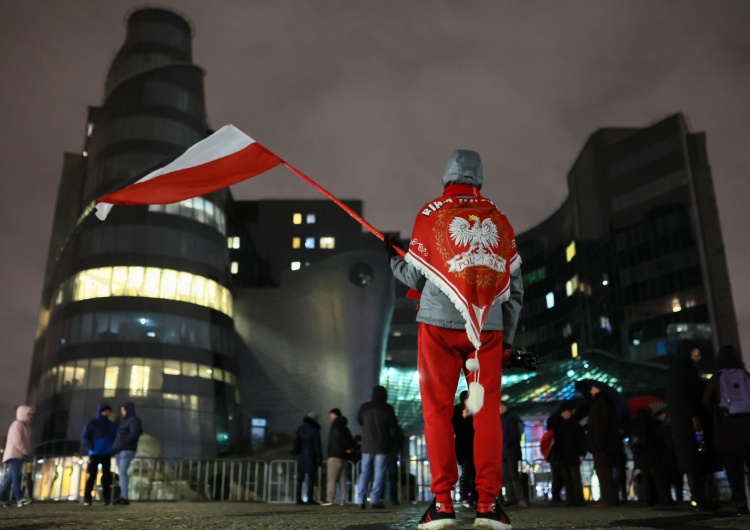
[388,149,523,529]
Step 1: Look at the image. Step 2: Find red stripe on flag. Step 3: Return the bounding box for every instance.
[97,142,282,206]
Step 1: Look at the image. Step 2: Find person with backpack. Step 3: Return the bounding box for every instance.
[703,345,750,516]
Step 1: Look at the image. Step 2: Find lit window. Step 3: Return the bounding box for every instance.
[565,275,579,296]
[129,365,150,396]
[163,361,180,376]
[291,261,301,271]
[227,236,240,249]
[305,237,315,249]
[82,150,88,157]
[306,213,316,224]
[571,342,579,358]
[231,262,239,274]
[320,237,335,249]
[103,366,119,398]
[602,274,609,286]
[545,292,555,309]
[87,122,94,136]
[60,266,234,317]
[292,213,302,225]
[566,241,576,262]
[672,298,682,312]
[292,237,301,249]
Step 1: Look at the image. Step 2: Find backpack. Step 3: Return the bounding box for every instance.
[719,369,750,416]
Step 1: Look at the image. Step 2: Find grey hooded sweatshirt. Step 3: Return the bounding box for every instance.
[390,149,524,343]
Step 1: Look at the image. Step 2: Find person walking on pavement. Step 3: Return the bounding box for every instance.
[81,403,117,506]
[294,412,323,505]
[322,408,354,506]
[387,149,524,529]
[356,385,398,509]
[0,405,34,508]
[452,390,477,507]
[500,401,527,508]
[112,402,143,506]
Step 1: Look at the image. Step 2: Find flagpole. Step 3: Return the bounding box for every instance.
[281,161,406,257]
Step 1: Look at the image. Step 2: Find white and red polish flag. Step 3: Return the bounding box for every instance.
[94,125,282,220]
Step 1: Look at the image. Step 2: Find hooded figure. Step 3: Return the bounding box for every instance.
[113,401,143,505]
[0,405,34,506]
[388,150,523,528]
[113,401,143,454]
[81,403,117,505]
[356,385,398,508]
[294,412,322,504]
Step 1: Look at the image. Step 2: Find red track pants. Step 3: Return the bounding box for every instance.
[418,323,504,504]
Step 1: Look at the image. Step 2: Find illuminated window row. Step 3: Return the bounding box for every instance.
[291,236,336,249]
[54,266,233,317]
[38,357,239,402]
[149,196,226,235]
[292,213,316,225]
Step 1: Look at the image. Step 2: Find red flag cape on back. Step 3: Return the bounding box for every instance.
[405,185,520,351]
[95,125,282,220]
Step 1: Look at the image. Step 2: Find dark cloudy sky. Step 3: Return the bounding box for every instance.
[1,1,749,428]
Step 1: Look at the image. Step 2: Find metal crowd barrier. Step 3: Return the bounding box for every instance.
[5,451,736,504]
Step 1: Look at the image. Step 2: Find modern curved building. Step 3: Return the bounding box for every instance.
[514,114,739,367]
[29,9,242,458]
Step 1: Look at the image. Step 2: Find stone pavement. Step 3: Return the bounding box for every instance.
[0,501,747,530]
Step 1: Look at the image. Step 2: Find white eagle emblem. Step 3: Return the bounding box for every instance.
[446,215,506,273]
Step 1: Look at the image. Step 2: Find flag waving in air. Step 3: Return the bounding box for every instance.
[95,125,282,220]
[93,124,403,259]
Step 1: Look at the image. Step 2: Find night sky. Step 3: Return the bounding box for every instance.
[1,1,749,429]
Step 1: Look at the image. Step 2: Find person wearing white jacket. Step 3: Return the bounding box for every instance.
[0,405,34,507]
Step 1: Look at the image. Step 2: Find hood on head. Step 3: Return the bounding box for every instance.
[441,149,483,189]
[372,385,388,403]
[97,403,112,416]
[121,402,136,418]
[674,339,698,364]
[16,405,33,422]
[715,345,744,371]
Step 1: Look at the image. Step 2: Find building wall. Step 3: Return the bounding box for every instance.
[233,251,394,441]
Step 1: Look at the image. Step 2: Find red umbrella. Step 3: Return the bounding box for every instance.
[627,395,665,420]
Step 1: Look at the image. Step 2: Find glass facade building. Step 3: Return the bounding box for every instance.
[514,114,739,367]
[29,9,242,458]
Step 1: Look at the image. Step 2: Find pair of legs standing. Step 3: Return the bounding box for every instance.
[560,463,584,506]
[418,324,504,505]
[502,459,526,506]
[358,453,388,505]
[325,456,347,504]
[0,459,28,505]
[115,450,136,502]
[84,455,112,504]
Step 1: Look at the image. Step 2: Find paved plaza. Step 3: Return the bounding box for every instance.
[0,501,747,530]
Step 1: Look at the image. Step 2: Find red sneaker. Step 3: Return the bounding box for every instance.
[474,500,512,529]
[418,499,457,529]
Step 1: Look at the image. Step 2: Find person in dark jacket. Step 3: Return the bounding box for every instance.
[651,404,685,502]
[356,385,397,509]
[81,403,118,506]
[294,412,323,505]
[322,408,354,506]
[548,402,586,507]
[629,408,672,506]
[452,390,477,507]
[703,345,750,516]
[112,402,143,506]
[500,401,527,508]
[585,385,623,507]
[666,339,715,511]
